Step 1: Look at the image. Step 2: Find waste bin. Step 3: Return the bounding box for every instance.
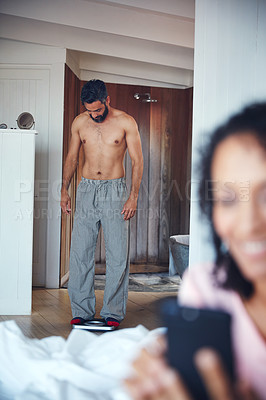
[169,235,189,277]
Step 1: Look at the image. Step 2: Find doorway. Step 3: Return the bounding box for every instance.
[60,66,192,283]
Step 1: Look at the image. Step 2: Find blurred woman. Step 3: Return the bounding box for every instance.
[125,103,266,400]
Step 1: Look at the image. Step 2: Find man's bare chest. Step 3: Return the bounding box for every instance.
[79,123,126,147]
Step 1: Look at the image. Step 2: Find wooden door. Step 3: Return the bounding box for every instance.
[60,67,192,281]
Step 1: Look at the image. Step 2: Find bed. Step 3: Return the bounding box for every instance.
[0,320,165,400]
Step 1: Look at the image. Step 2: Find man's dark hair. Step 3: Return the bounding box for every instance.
[80,79,108,105]
[198,102,266,298]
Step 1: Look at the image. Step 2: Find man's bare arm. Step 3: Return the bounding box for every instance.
[121,116,143,220]
[60,119,81,214]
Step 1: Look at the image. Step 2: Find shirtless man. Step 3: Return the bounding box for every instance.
[61,79,143,327]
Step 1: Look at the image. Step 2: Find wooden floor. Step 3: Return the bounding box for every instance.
[0,288,177,339]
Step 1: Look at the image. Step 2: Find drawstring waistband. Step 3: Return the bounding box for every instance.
[80,177,126,208]
[81,176,126,186]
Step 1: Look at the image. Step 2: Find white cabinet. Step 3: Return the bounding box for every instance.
[0,129,36,315]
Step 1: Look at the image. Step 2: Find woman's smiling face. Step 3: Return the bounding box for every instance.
[211,133,266,284]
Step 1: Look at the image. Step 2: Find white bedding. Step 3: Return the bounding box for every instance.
[0,321,165,400]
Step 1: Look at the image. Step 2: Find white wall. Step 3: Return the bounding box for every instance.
[190,0,266,266]
[0,39,66,288]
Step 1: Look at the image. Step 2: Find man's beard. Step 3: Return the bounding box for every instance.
[90,104,109,123]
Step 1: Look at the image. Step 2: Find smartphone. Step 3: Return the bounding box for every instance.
[159,299,235,400]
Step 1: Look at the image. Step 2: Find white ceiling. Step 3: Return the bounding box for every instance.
[86,0,195,19]
[0,0,195,88]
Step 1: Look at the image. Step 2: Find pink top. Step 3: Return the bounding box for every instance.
[178,263,266,399]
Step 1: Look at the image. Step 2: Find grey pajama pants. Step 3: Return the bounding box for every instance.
[68,177,130,322]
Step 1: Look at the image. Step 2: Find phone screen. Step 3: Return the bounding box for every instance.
[159,299,235,400]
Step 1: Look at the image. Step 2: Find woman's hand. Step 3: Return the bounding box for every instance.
[195,349,259,400]
[124,336,259,400]
[124,335,193,400]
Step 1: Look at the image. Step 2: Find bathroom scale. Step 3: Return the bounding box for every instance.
[72,318,116,331]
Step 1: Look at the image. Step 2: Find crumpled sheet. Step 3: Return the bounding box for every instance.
[0,321,165,400]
